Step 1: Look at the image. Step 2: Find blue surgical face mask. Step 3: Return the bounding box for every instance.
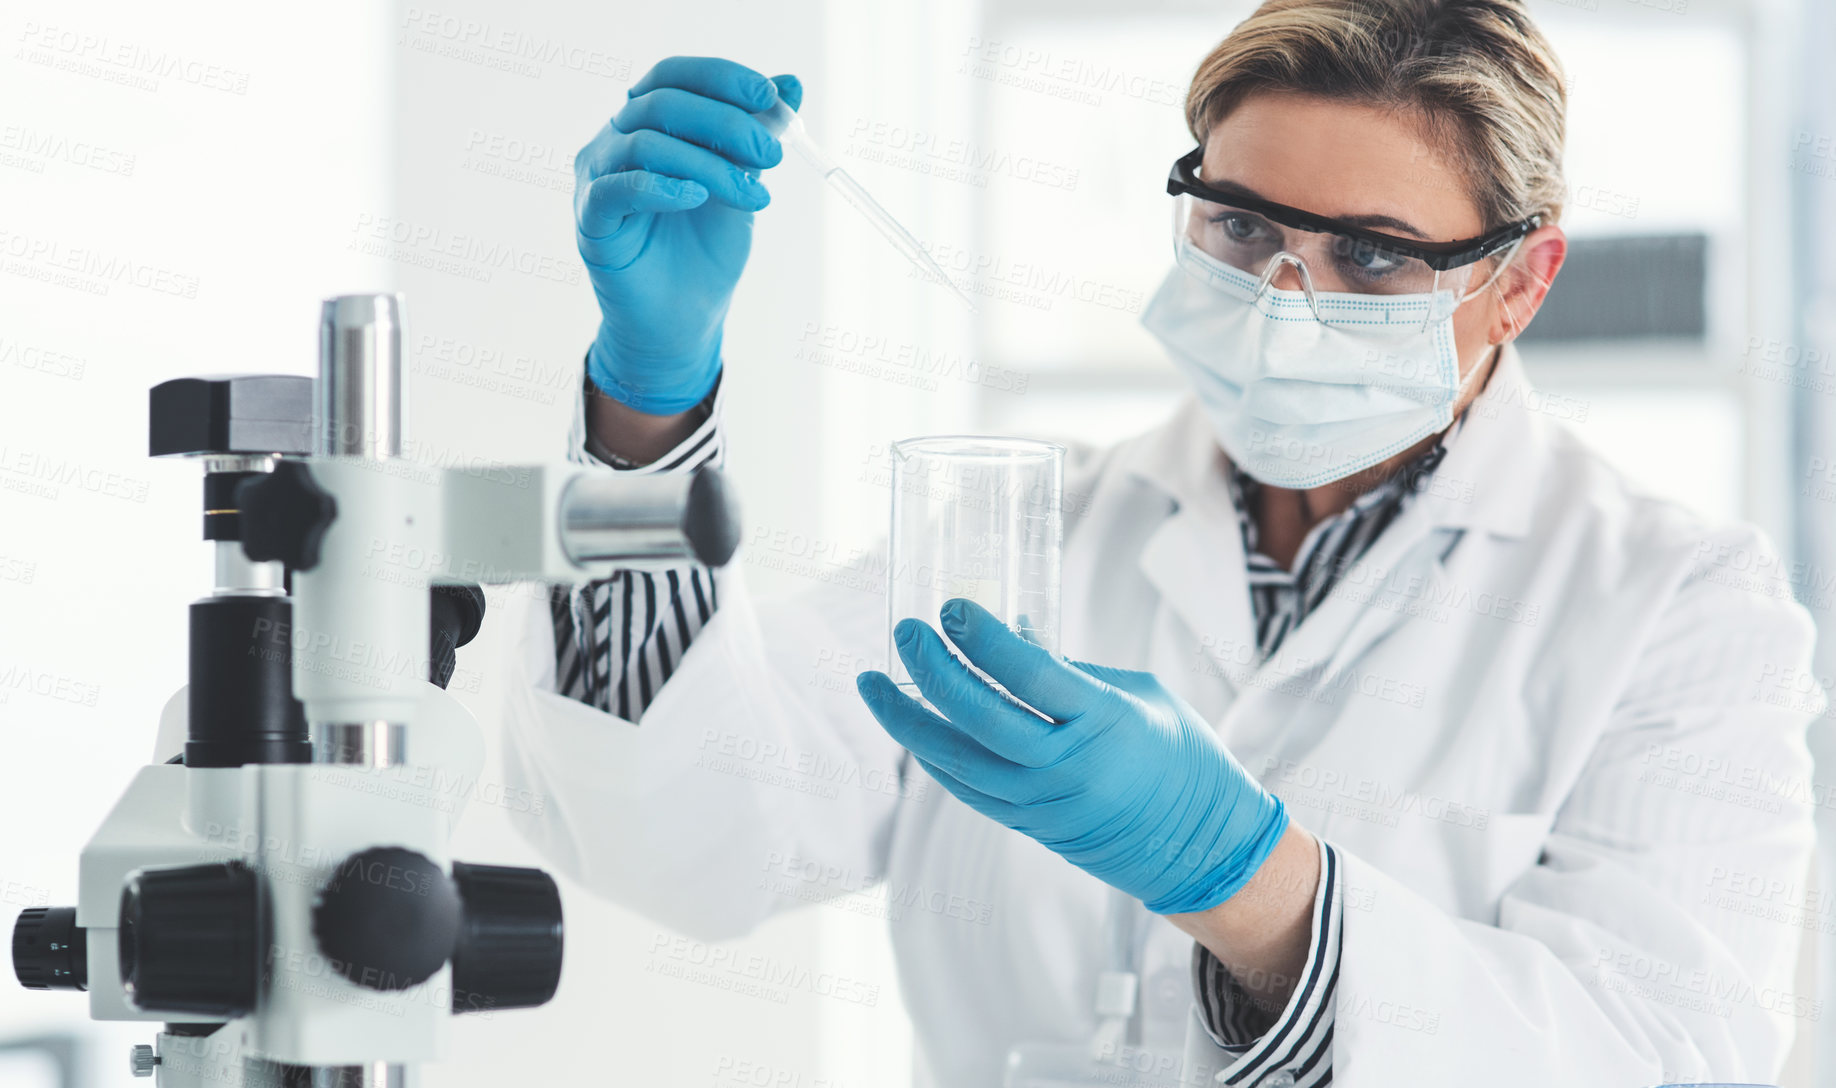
[1141,237,1491,488]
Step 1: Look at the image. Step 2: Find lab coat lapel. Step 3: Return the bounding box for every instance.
[1139,499,1259,697]
[1121,401,1259,700]
[1220,345,1545,754]
[1271,505,1446,689]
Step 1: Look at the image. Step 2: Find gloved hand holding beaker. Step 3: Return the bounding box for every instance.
[856,598,1291,915]
[574,57,800,414]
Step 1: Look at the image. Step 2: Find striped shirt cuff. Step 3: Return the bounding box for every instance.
[566,363,725,473]
[550,357,726,718]
[1190,838,1341,1086]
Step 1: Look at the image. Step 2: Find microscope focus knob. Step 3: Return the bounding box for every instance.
[313,847,463,991]
[684,467,742,567]
[238,460,337,572]
[428,583,487,690]
[118,862,259,1017]
[129,1044,158,1078]
[12,906,87,991]
[449,863,564,1013]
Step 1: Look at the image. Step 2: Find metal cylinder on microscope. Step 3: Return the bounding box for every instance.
[295,293,427,767]
[318,293,404,459]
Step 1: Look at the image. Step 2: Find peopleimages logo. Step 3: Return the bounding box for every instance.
[1244,429,1338,468]
[0,227,199,299]
[348,214,580,287]
[956,37,1183,108]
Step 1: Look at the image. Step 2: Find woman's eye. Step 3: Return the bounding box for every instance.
[1341,240,1407,278]
[1213,212,1272,243]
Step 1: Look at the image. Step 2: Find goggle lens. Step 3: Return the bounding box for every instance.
[1177,193,1474,299]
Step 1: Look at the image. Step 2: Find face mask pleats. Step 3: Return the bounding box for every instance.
[1141,240,1473,489]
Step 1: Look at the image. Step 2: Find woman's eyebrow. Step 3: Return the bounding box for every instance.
[1333,212,1433,240]
[1211,177,1434,240]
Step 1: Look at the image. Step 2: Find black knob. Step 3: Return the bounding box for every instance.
[13,906,87,991]
[238,460,337,572]
[149,375,314,459]
[119,862,259,1017]
[313,847,462,992]
[683,467,742,567]
[450,863,563,1013]
[429,583,487,690]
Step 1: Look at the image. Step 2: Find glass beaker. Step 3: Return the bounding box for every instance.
[888,436,1065,702]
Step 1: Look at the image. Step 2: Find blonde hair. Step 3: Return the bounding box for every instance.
[1185,0,1568,230]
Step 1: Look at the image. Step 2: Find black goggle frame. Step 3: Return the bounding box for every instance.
[1168,147,1541,274]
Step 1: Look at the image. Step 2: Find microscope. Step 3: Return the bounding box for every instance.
[9,294,741,1086]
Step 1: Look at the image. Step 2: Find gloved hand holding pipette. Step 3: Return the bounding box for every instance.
[575,56,979,419]
[574,57,800,415]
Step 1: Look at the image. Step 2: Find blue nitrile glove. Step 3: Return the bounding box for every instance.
[856,599,1289,915]
[574,57,802,414]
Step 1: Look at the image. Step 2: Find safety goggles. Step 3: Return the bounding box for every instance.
[1166,147,1539,321]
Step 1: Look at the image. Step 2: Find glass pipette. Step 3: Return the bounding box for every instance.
[757,99,979,313]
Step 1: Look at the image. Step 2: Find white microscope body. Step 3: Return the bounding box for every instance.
[11,294,741,1087]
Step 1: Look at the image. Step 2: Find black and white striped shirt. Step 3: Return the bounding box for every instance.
[549,372,725,716]
[553,371,1452,1085]
[1190,437,1453,1088]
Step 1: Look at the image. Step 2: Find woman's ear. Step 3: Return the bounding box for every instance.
[1491,224,1567,345]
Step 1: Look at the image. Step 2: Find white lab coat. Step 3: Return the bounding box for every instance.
[498,347,1821,1087]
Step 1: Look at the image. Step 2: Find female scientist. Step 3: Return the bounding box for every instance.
[502,1,1822,1084]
